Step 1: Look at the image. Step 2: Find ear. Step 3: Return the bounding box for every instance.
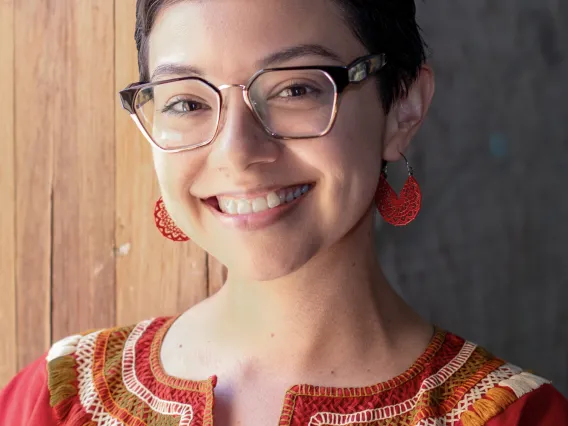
[382,65,435,162]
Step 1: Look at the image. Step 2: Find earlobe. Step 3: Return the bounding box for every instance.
[382,65,435,162]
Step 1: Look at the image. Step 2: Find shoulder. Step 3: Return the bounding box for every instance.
[1,316,178,426]
[44,316,176,424]
[485,382,568,425]
[0,351,57,425]
[0,317,149,426]
[424,330,568,425]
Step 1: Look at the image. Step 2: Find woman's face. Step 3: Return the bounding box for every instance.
[148,0,386,281]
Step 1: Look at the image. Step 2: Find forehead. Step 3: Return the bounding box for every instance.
[148,0,367,80]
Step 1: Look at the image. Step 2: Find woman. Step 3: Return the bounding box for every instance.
[1,0,567,424]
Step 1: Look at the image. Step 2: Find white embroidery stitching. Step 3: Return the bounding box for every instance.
[61,327,551,426]
[76,330,123,426]
[423,363,522,425]
[73,320,195,426]
[499,371,551,399]
[308,341,478,426]
[123,320,194,426]
[46,335,82,362]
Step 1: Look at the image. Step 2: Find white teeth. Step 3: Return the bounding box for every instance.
[252,197,268,213]
[220,198,238,215]
[226,199,237,215]
[216,184,313,216]
[237,200,252,214]
[267,192,281,208]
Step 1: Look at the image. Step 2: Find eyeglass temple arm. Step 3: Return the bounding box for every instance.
[119,82,149,114]
[348,54,387,83]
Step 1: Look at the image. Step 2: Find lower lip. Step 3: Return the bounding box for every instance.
[204,187,314,231]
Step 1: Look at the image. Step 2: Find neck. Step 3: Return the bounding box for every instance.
[210,208,428,377]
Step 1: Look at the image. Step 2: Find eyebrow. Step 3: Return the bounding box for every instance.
[258,44,343,68]
[150,44,343,81]
[151,63,204,81]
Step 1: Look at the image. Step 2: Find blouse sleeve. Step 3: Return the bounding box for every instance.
[0,354,58,426]
[486,383,568,425]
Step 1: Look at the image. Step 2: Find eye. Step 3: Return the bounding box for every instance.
[276,85,317,98]
[162,99,209,115]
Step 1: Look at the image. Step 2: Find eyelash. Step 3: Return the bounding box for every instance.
[271,81,322,100]
[158,77,323,116]
[161,99,210,115]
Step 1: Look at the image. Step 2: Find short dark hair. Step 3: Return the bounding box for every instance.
[135,0,427,112]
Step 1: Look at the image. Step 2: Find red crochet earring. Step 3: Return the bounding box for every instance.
[154,197,190,242]
[375,154,422,226]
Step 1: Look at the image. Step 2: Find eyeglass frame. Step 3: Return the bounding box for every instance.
[119,53,387,153]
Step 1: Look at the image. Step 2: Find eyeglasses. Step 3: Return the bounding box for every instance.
[119,53,386,153]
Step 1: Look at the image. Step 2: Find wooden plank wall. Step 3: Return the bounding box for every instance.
[0,0,224,387]
[0,0,17,387]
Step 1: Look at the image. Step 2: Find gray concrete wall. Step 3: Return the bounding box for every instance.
[377,0,568,396]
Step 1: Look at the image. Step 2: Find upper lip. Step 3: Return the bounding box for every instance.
[202,183,313,200]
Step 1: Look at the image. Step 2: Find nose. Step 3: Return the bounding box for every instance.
[208,86,280,173]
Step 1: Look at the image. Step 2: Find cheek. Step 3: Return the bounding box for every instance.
[152,149,206,198]
[322,90,385,191]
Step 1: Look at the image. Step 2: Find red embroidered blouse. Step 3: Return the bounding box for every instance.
[1,316,567,425]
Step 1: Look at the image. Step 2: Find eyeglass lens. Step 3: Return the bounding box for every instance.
[134,69,337,150]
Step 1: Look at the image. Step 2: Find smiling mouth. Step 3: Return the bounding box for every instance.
[203,183,315,216]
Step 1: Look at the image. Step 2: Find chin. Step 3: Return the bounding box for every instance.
[229,260,301,282]
[225,245,319,283]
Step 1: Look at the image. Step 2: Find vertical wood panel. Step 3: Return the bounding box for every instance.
[50,1,116,341]
[114,0,207,326]
[0,0,17,384]
[14,0,53,368]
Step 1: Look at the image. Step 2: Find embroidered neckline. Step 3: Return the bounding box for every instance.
[48,317,546,426]
[148,314,446,397]
[149,315,217,391]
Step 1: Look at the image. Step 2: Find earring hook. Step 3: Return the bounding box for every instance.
[382,152,414,178]
[399,152,414,176]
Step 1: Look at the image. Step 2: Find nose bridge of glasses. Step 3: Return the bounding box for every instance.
[218,83,247,100]
[217,83,254,115]
[218,83,247,90]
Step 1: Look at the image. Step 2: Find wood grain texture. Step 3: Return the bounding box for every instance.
[0,0,17,384]
[50,1,116,341]
[114,0,207,327]
[14,0,56,369]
